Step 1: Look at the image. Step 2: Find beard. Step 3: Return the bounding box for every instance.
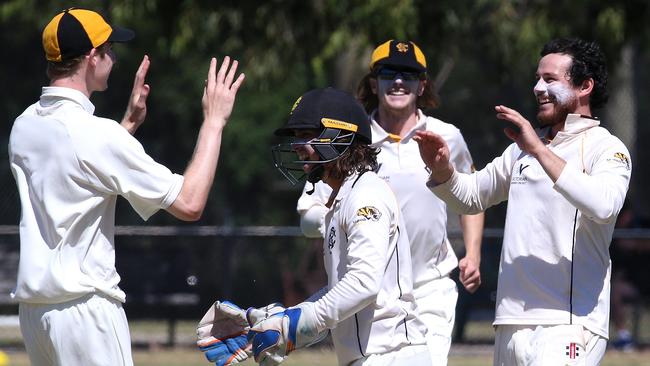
[536,96,578,128]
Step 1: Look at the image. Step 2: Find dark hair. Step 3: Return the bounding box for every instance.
[326,141,379,181]
[46,42,112,80]
[356,72,439,113]
[540,38,608,109]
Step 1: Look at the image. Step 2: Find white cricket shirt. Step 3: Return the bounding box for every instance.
[298,109,475,292]
[9,87,184,304]
[311,171,427,366]
[429,114,631,338]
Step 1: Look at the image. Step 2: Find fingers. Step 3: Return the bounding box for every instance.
[207,57,217,88]
[460,268,481,293]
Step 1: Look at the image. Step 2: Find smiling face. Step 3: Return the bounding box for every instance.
[534,53,579,128]
[370,68,425,113]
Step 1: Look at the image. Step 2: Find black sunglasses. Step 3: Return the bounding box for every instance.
[375,68,422,81]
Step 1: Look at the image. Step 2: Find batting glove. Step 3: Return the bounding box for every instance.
[247,302,325,365]
[197,300,251,366]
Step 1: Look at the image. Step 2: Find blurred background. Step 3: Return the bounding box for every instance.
[1,0,649,363]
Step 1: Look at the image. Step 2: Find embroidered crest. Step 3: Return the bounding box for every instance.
[395,42,409,53]
[613,152,630,170]
[356,206,382,221]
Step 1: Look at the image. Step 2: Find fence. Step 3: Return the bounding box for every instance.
[1,226,650,348]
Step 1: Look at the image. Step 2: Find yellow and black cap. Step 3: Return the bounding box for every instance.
[369,40,427,73]
[42,8,134,62]
[274,87,371,144]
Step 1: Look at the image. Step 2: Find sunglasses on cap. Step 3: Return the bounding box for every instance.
[374,68,423,81]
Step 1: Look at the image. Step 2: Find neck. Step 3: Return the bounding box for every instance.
[376,105,419,137]
[49,63,93,98]
[550,104,592,138]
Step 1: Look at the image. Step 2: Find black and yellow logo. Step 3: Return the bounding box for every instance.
[356,206,382,221]
[290,96,302,114]
[396,42,409,53]
[613,152,630,170]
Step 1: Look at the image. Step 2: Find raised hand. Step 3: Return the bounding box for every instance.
[495,105,545,156]
[121,55,151,134]
[202,56,246,129]
[413,130,454,184]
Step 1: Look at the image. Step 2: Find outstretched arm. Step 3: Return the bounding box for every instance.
[121,55,151,134]
[167,57,245,221]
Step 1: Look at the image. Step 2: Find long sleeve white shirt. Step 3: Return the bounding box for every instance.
[298,110,475,287]
[429,114,631,338]
[311,171,426,365]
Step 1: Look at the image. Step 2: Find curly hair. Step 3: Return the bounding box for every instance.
[541,38,609,109]
[356,72,439,114]
[325,140,379,181]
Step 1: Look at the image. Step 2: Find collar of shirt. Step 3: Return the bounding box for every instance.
[537,113,600,144]
[331,171,363,205]
[369,109,427,145]
[40,86,96,115]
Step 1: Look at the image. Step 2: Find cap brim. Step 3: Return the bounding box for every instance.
[108,26,135,43]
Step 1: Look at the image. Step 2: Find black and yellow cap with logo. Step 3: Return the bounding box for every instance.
[369,40,427,73]
[43,8,134,62]
[274,87,371,144]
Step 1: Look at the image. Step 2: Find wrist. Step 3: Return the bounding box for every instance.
[428,163,454,185]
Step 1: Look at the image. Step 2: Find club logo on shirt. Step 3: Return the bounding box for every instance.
[611,152,631,170]
[327,227,336,252]
[519,164,530,175]
[511,163,529,185]
[356,206,382,222]
[565,342,580,359]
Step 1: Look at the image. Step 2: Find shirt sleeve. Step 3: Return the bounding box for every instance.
[297,181,333,238]
[312,190,393,330]
[76,120,183,220]
[428,143,517,214]
[554,137,631,224]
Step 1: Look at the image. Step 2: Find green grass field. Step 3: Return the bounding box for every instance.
[1,346,649,366]
[2,314,650,366]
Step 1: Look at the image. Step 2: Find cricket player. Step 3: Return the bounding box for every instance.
[297,40,484,364]
[415,38,631,365]
[9,8,244,366]
[197,88,430,366]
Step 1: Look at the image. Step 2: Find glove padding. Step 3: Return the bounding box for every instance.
[247,302,326,365]
[196,301,287,366]
[197,300,251,366]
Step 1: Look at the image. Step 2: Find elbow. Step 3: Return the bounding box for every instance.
[182,203,205,221]
[589,206,618,224]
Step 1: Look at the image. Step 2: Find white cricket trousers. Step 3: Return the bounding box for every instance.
[19,293,133,366]
[494,324,607,366]
[348,344,431,366]
[415,276,458,366]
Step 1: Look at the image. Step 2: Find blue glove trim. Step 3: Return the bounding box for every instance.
[284,308,302,352]
[201,334,248,365]
[248,329,281,361]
